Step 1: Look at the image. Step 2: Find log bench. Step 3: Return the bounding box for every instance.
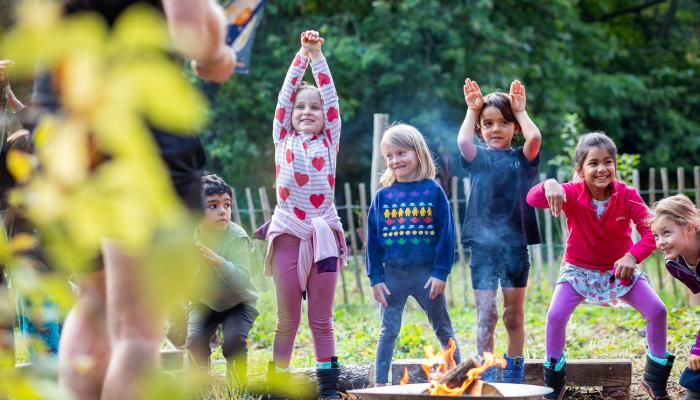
[380,358,632,400]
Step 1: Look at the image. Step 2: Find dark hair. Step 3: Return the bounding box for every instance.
[573,131,617,170]
[202,174,232,197]
[476,92,519,140]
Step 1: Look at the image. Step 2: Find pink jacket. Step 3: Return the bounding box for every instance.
[263,206,347,291]
[526,180,656,271]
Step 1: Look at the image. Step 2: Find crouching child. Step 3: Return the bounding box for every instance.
[186,174,259,389]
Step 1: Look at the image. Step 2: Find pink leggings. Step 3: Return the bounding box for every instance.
[271,234,338,368]
[546,279,667,361]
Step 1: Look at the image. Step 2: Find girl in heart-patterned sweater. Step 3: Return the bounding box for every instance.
[262,30,346,400]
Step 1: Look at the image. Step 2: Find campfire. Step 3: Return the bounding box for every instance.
[349,338,553,399]
[399,339,506,396]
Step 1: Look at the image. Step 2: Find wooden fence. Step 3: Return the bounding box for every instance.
[234,166,700,306]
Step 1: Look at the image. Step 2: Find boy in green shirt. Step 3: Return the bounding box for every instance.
[187,174,258,387]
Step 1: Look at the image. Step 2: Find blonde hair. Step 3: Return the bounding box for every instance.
[650,194,700,232]
[379,123,436,186]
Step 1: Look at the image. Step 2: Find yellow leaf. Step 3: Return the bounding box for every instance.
[111,3,169,51]
[6,149,33,183]
[39,120,90,186]
[62,52,104,116]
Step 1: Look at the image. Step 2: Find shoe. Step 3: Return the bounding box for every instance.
[267,361,290,400]
[315,357,341,400]
[641,353,675,400]
[502,354,524,384]
[543,357,566,400]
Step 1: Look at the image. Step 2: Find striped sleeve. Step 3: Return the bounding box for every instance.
[273,50,309,143]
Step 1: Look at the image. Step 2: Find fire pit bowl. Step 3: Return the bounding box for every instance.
[348,382,552,400]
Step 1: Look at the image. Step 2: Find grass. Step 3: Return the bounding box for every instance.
[208,257,700,394]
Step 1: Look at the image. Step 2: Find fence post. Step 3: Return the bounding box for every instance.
[648,168,656,204]
[556,171,568,245]
[541,173,556,288]
[450,176,467,306]
[259,186,272,222]
[245,188,257,233]
[370,114,389,195]
[462,177,473,301]
[358,183,369,239]
[231,187,242,226]
[344,182,365,304]
[677,167,685,195]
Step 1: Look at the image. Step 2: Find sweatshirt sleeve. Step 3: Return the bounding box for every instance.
[527,181,576,213]
[626,188,657,263]
[213,235,254,292]
[273,51,309,144]
[309,55,341,150]
[526,182,549,208]
[366,193,385,285]
[431,184,455,281]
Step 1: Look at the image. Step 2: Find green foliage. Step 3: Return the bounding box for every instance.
[207,0,700,193]
[617,152,641,184]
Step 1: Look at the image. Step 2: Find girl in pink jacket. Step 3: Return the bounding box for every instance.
[526,132,671,400]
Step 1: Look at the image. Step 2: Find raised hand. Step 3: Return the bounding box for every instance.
[509,79,526,113]
[463,78,484,111]
[301,30,324,58]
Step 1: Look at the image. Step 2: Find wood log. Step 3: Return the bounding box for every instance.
[293,364,372,391]
[382,358,632,388]
[433,357,480,388]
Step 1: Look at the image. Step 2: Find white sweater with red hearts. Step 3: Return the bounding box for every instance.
[272,51,340,221]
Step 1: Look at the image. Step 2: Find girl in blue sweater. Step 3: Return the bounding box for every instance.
[366,123,460,385]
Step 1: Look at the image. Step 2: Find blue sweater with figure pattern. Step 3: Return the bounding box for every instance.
[366,179,455,286]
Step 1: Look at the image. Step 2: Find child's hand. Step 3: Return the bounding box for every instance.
[509,80,526,113]
[424,277,446,300]
[613,252,637,280]
[195,241,224,267]
[301,30,324,58]
[464,78,484,111]
[689,354,700,371]
[543,179,566,217]
[372,283,391,307]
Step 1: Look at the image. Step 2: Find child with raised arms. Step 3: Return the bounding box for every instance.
[366,123,461,386]
[651,194,700,400]
[457,78,542,383]
[527,132,671,400]
[260,30,346,400]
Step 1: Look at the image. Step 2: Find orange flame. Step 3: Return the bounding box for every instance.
[418,344,506,396]
[400,367,409,385]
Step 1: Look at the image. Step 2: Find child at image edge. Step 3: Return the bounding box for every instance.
[527,132,672,400]
[651,194,700,400]
[456,78,542,383]
[366,123,461,386]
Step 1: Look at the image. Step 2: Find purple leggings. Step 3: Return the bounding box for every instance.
[271,234,338,368]
[546,279,667,360]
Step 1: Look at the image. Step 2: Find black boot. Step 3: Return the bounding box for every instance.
[641,353,674,400]
[267,361,290,400]
[315,357,341,400]
[543,358,566,400]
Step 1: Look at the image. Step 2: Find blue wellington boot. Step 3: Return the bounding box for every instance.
[501,354,524,384]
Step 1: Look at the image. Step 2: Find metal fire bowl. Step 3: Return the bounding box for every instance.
[348,383,553,400]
